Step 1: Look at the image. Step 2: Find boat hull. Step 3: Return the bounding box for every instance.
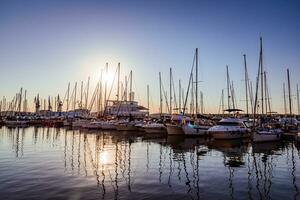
[166,124,184,135]
[209,130,250,140]
[182,125,209,136]
[116,124,139,131]
[144,127,166,134]
[253,132,281,142]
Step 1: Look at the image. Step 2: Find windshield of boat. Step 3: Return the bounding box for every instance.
[217,122,245,127]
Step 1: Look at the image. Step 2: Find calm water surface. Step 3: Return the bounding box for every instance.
[0,126,299,200]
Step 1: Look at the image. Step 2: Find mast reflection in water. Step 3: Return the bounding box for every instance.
[0,127,299,200]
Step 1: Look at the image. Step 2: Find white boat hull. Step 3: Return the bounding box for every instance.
[182,125,209,136]
[209,130,250,139]
[166,124,184,135]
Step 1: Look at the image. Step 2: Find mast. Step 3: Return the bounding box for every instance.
[226,65,231,110]
[80,81,83,109]
[287,69,292,118]
[74,82,77,110]
[104,63,108,107]
[200,91,203,114]
[297,84,299,115]
[179,80,181,113]
[129,70,133,101]
[23,90,27,112]
[48,96,51,111]
[265,72,272,113]
[18,88,23,114]
[191,73,194,114]
[66,82,70,111]
[283,83,287,115]
[159,72,162,116]
[264,71,268,114]
[221,89,225,114]
[117,63,120,101]
[195,48,199,114]
[55,96,57,112]
[147,84,149,117]
[231,81,236,110]
[243,54,249,115]
[99,70,103,115]
[86,76,90,110]
[259,37,264,115]
[169,68,172,115]
[124,76,127,101]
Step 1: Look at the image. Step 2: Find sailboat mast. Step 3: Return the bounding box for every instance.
[231,81,236,109]
[195,48,199,114]
[169,68,172,115]
[191,73,194,114]
[99,70,103,115]
[104,63,108,107]
[24,90,27,112]
[226,65,230,110]
[124,76,127,101]
[221,89,225,114]
[243,54,249,115]
[179,79,181,113]
[297,84,299,115]
[67,82,70,111]
[283,83,287,115]
[129,70,132,101]
[260,37,264,115]
[86,76,90,110]
[18,88,23,114]
[200,91,203,114]
[117,63,120,101]
[264,71,268,114]
[287,69,292,117]
[159,72,162,116]
[74,82,77,110]
[80,81,83,109]
[147,84,149,117]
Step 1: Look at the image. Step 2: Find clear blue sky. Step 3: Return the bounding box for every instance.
[0,0,300,113]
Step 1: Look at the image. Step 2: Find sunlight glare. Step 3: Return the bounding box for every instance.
[99,151,109,165]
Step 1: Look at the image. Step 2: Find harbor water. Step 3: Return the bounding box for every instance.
[0,126,299,200]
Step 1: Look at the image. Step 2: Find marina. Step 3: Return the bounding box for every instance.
[1,0,300,199]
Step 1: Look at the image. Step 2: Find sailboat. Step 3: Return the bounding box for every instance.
[252,37,283,142]
[182,48,212,136]
[280,68,299,136]
[166,50,197,136]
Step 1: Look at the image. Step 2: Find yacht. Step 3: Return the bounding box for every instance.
[208,118,250,139]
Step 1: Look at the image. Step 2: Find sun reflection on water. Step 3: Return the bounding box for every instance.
[99,151,109,165]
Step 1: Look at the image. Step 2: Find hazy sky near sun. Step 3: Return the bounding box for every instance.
[0,0,300,113]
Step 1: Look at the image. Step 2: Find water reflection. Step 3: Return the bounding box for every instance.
[0,127,299,200]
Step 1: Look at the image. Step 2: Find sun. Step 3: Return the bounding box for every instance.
[103,71,114,84]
